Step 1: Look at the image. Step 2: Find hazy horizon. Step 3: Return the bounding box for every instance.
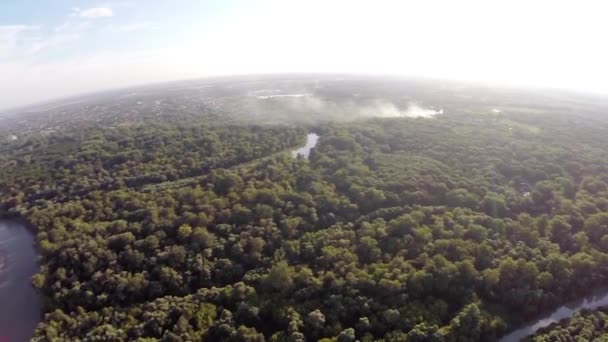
[2,0,608,110]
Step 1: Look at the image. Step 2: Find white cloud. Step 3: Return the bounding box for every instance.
[106,22,152,33]
[0,25,28,40]
[0,25,32,56]
[29,32,82,53]
[0,22,86,59]
[73,7,114,18]
[0,47,212,110]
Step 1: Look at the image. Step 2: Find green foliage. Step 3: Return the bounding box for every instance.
[4,110,608,340]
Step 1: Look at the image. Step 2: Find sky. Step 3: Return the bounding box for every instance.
[1,0,607,110]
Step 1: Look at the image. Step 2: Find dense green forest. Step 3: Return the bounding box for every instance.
[3,108,608,341]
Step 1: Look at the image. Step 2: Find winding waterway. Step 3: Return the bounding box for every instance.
[0,220,42,341]
[292,133,319,159]
[500,288,608,341]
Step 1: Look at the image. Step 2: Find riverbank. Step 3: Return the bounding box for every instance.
[0,209,39,235]
[499,286,608,341]
[526,307,608,340]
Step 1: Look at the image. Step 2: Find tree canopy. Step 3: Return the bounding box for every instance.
[3,108,608,341]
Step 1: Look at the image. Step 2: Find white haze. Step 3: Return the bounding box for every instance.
[252,93,442,119]
[366,102,443,118]
[256,94,310,99]
[3,0,608,109]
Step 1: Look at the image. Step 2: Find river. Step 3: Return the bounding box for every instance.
[500,288,608,341]
[0,220,42,341]
[292,133,319,159]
